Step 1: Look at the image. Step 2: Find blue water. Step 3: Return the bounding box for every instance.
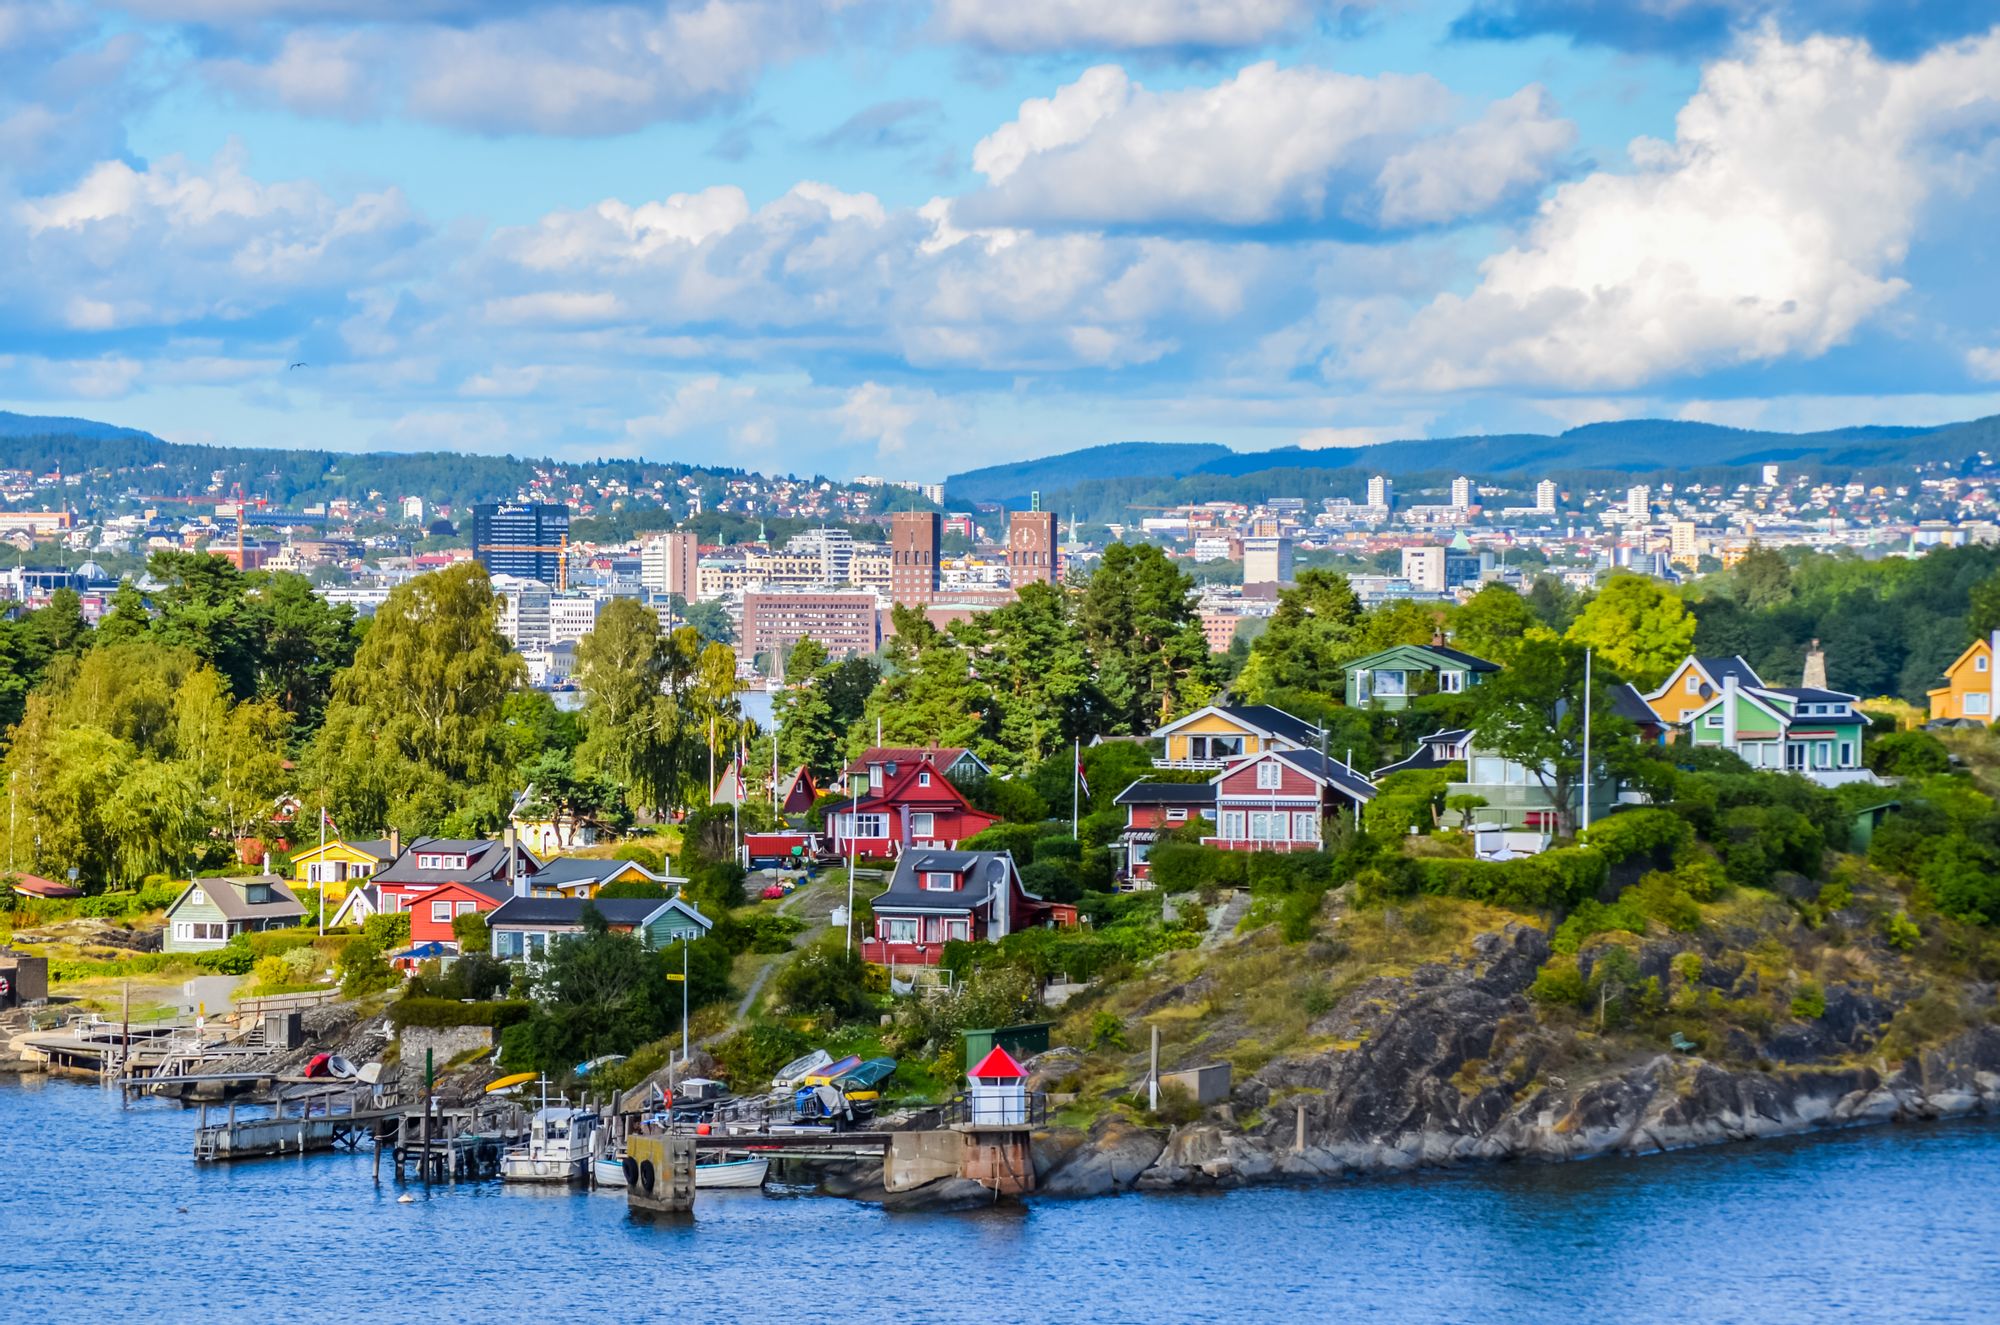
[4,1077,1998,1323]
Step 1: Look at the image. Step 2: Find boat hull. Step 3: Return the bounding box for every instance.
[501,1154,589,1184]
[594,1155,768,1190]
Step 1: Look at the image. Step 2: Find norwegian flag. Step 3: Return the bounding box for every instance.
[1075,749,1090,801]
[320,807,340,839]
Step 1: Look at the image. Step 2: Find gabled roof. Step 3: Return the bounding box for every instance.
[1645,654,1762,702]
[1344,642,1500,674]
[1370,729,1471,779]
[1225,749,1376,802]
[1682,684,1792,732]
[1762,686,1861,705]
[486,894,711,931]
[1113,780,1218,807]
[849,758,995,821]
[841,746,988,778]
[529,856,664,888]
[1609,682,1662,726]
[6,872,83,898]
[292,837,392,863]
[172,876,305,922]
[1152,703,1325,747]
[870,850,1030,913]
[1939,635,1994,682]
[373,837,543,886]
[968,1046,1025,1080]
[329,882,379,926]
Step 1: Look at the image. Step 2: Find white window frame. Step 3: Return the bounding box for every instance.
[1686,674,1700,694]
[189,888,205,907]
[456,900,477,916]
[1292,812,1320,842]
[1372,670,1407,698]
[945,919,969,942]
[1249,811,1287,841]
[1220,810,1246,839]
[1979,655,1990,674]
[1838,741,1854,767]
[917,771,931,787]
[885,918,917,944]
[923,871,957,892]
[848,812,888,840]
[431,900,451,924]
[1970,693,1991,716]
[909,811,936,838]
[1255,760,1284,790]
[1165,808,1188,823]
[1438,671,1464,694]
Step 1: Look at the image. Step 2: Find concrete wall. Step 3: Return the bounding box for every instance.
[398,1023,494,1067]
[1163,1063,1232,1107]
[885,1130,965,1192]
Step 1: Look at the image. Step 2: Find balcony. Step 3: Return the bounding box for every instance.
[1199,837,1320,853]
[861,938,946,966]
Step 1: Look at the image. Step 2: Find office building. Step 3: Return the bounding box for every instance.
[548,593,601,646]
[1450,476,1476,510]
[890,511,941,604]
[1761,463,1781,487]
[1242,535,1294,588]
[494,575,552,650]
[1670,520,1699,566]
[1402,546,1446,593]
[639,530,699,601]
[1007,509,1059,587]
[473,502,570,585]
[789,527,856,585]
[741,591,880,667]
[1535,479,1558,514]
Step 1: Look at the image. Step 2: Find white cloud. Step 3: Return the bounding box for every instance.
[1969,346,2000,382]
[937,0,1353,52]
[0,4,146,186]
[9,143,423,330]
[837,381,936,454]
[1355,30,2000,392]
[956,61,1572,232]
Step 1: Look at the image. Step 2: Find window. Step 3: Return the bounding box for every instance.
[1292,812,1320,842]
[945,920,969,941]
[1439,671,1464,694]
[1249,811,1287,841]
[1786,743,1806,771]
[174,922,192,940]
[1255,760,1284,790]
[1705,714,1722,727]
[1970,694,1992,716]
[456,900,477,916]
[189,888,205,907]
[1372,670,1407,698]
[885,918,917,944]
[910,812,935,837]
[1839,741,1854,767]
[847,813,887,839]
[1165,808,1188,823]
[1189,735,1243,761]
[923,871,957,892]
[431,900,451,923]
[1980,655,1990,673]
[917,771,931,787]
[1686,674,1700,694]
[1220,811,1246,839]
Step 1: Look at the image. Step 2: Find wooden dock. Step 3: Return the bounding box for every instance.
[192,1088,399,1161]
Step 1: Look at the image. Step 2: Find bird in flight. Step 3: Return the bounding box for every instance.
[288,362,309,369]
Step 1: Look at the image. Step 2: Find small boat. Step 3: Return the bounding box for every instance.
[486,1072,538,1094]
[327,1054,357,1080]
[773,1049,831,1091]
[802,1055,863,1087]
[593,1151,769,1190]
[575,1054,627,1077]
[501,1104,600,1184]
[833,1057,896,1103]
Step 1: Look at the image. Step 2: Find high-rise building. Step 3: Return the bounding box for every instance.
[1367,474,1394,510]
[493,575,552,649]
[1535,479,1558,514]
[401,495,424,522]
[1401,546,1446,592]
[1625,485,1651,521]
[1761,463,1781,487]
[741,591,881,668]
[1670,520,1699,566]
[788,527,856,585]
[1242,536,1294,588]
[890,511,941,605]
[1007,509,1059,588]
[1450,476,1476,510]
[639,530,699,601]
[472,502,570,585]
[548,593,601,646]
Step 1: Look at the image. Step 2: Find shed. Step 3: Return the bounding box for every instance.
[0,947,49,1007]
[961,1021,1053,1070]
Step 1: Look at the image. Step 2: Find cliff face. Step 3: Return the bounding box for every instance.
[1029,922,2000,1199]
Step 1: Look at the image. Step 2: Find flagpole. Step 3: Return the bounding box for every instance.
[316,805,326,935]
[1580,647,1593,837]
[1072,737,1081,840]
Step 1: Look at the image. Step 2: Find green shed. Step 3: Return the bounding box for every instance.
[961,1022,1053,1070]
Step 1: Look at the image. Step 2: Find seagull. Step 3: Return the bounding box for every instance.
[288,362,309,370]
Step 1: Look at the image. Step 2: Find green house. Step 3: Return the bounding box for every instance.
[164,876,307,952]
[1345,643,1499,710]
[1683,677,1873,785]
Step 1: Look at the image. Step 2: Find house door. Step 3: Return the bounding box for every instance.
[1785,742,1806,771]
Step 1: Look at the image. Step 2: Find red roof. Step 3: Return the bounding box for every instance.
[968,1046,1026,1080]
[9,873,83,898]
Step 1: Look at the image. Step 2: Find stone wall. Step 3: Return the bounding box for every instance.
[398,1023,494,1067]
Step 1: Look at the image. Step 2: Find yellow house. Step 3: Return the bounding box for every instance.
[1151,704,1326,769]
[1642,656,1764,729]
[1929,634,1998,724]
[290,836,394,899]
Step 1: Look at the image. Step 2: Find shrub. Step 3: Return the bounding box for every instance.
[1580,808,1691,864]
[1088,1010,1128,1050]
[598,879,669,900]
[612,844,665,873]
[1552,898,1646,954]
[1148,843,1245,894]
[959,823,1042,863]
[1629,871,1702,933]
[1670,951,1704,984]
[1529,955,1587,1006]
[1020,858,1083,905]
[361,912,412,949]
[1414,847,1607,909]
[709,1023,813,1089]
[194,943,254,975]
[1790,981,1827,1020]
[245,929,317,959]
[1921,835,2000,925]
[1278,889,1324,943]
[1866,730,1950,779]
[1884,911,1921,951]
[770,944,872,1020]
[336,936,398,996]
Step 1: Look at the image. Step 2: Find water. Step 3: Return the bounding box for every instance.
[5,1077,1998,1323]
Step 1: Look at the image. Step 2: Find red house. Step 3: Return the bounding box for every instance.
[1111,781,1216,885]
[1204,749,1375,853]
[828,751,998,857]
[406,880,509,948]
[861,849,1077,966]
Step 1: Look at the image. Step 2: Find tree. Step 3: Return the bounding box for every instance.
[1076,544,1213,731]
[858,606,996,755]
[1565,575,1696,688]
[1451,584,1543,665]
[1235,570,1365,703]
[94,581,153,647]
[255,571,357,731]
[959,583,1101,772]
[1470,637,1628,839]
[575,598,675,811]
[773,637,846,782]
[516,748,628,844]
[1525,575,1579,632]
[1734,544,1794,611]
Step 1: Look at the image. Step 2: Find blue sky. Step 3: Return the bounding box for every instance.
[5,0,2000,480]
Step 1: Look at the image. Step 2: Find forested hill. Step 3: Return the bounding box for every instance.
[946,415,2000,513]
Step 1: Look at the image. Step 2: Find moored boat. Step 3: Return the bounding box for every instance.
[593,1151,769,1190]
[500,1091,600,1185]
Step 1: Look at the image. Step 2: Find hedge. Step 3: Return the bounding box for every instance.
[389,997,532,1030]
[1579,808,1691,864]
[1413,846,1607,909]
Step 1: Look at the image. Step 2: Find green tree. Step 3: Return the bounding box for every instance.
[773,637,846,782]
[1469,637,1628,838]
[1733,544,1794,611]
[1076,543,1213,731]
[1451,583,1544,664]
[520,908,679,1069]
[93,581,154,647]
[1565,574,1696,688]
[960,582,1101,771]
[1235,569,1364,703]
[255,571,358,730]
[858,606,996,754]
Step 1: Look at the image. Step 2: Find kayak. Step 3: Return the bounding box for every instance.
[486,1072,538,1094]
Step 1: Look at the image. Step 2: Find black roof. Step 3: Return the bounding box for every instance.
[1420,644,1501,673]
[1113,780,1218,807]
[1223,704,1326,746]
[870,850,1021,911]
[1610,681,1660,725]
[1268,749,1376,801]
[487,896,667,927]
[1765,686,1857,704]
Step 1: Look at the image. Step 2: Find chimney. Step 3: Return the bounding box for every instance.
[1722,672,1738,749]
[261,850,271,876]
[1801,639,1827,691]
[389,826,401,859]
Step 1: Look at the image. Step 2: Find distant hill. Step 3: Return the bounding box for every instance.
[0,411,160,443]
[945,441,1232,506]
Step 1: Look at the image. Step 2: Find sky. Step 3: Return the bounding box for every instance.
[4,1,2000,481]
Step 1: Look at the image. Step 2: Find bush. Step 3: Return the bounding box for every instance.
[361,912,412,949]
[770,944,873,1020]
[1866,730,1950,779]
[1920,835,2000,925]
[1551,898,1646,954]
[597,879,669,900]
[959,822,1043,863]
[1363,769,1452,836]
[1629,871,1703,932]
[1884,911,1922,950]
[1790,981,1827,1020]
[1277,889,1325,943]
[337,936,398,995]
[1020,858,1083,904]
[709,1023,814,1089]
[1580,809,1691,865]
[245,929,318,959]
[612,844,665,873]
[194,943,254,975]
[1147,843,1241,894]
[390,997,532,1030]
[1412,847,1607,909]
[1530,955,1587,1006]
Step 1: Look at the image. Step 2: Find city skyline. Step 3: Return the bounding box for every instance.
[5,3,2000,479]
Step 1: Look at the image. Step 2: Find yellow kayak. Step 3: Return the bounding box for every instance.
[486,1072,537,1094]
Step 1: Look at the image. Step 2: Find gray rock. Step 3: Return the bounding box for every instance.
[1037,1117,1167,1198]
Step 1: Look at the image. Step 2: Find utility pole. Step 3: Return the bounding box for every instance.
[844,771,858,956]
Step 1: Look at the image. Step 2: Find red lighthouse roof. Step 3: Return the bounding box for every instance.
[968,1046,1026,1080]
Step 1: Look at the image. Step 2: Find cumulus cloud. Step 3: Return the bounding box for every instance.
[1449,0,2000,59]
[0,3,149,187]
[937,0,1360,53]
[955,62,1573,233]
[202,0,831,135]
[1352,31,2000,392]
[9,142,424,330]
[1970,346,2000,382]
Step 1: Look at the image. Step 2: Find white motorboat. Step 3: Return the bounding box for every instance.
[500,1094,600,1185]
[593,1151,769,1190]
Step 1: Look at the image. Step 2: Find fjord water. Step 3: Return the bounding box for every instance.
[6,1079,1996,1323]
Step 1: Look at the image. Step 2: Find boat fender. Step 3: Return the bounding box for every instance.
[639,1159,656,1194]
[622,1154,639,1187]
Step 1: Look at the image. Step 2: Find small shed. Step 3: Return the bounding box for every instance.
[965,1046,1027,1127]
[0,947,49,1008]
[961,1021,1052,1070]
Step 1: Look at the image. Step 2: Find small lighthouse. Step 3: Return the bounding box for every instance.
[965,1045,1028,1126]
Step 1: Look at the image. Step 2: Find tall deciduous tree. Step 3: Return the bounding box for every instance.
[1451,583,1545,664]
[1470,637,1627,839]
[1565,574,1697,688]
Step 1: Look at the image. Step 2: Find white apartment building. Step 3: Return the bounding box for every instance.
[1401,546,1446,593]
[1535,479,1558,514]
[548,592,601,646]
[1626,485,1651,521]
[1450,476,1476,510]
[1242,535,1294,587]
[494,576,553,649]
[1367,475,1394,510]
[639,530,699,600]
